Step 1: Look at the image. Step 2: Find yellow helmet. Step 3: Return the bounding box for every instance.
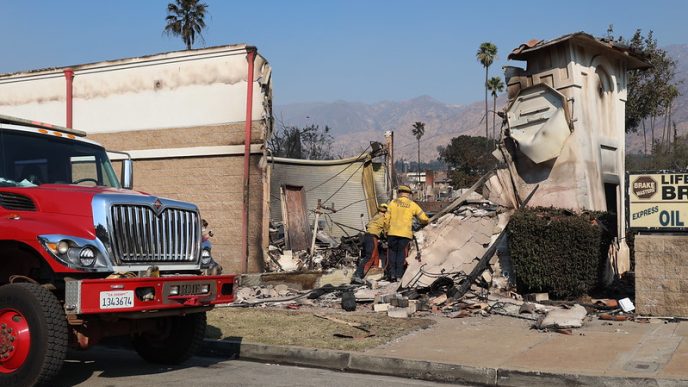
[378,203,388,212]
[397,185,412,193]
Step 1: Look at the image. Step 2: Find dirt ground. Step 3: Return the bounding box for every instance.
[206,306,435,351]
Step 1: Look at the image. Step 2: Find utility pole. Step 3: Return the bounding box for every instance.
[385,131,394,194]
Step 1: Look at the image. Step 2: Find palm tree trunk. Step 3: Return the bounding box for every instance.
[642,119,647,155]
[417,139,421,200]
[492,95,497,147]
[650,115,655,150]
[661,109,667,147]
[668,102,673,146]
[673,121,677,154]
[484,66,489,146]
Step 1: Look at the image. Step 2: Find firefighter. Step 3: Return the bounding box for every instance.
[386,185,429,282]
[351,203,389,284]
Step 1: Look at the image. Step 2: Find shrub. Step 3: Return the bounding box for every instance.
[508,207,614,299]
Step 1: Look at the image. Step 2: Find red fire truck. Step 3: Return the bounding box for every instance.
[0,115,236,386]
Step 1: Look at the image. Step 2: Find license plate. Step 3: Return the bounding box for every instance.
[99,290,134,309]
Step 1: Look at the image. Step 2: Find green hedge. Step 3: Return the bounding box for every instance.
[508,207,614,299]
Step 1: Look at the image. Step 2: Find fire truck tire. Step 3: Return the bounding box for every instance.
[132,311,207,365]
[0,283,68,387]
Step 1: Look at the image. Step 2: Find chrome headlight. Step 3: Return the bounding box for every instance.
[39,235,113,272]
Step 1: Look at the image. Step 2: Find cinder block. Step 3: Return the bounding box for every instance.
[408,300,418,314]
[374,303,390,312]
[525,293,549,302]
[374,294,395,304]
[387,306,409,318]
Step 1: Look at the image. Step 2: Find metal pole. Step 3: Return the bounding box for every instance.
[63,68,74,128]
[241,48,256,274]
[309,200,322,262]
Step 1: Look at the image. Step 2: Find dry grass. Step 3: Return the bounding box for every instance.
[206,306,435,351]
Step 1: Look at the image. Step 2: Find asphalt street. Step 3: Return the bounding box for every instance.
[52,346,461,386]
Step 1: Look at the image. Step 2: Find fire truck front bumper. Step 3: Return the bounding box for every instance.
[64,275,236,315]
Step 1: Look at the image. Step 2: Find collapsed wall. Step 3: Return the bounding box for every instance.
[402,33,649,290]
[497,33,648,276]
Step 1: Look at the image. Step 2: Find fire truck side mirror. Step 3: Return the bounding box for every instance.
[121,159,134,189]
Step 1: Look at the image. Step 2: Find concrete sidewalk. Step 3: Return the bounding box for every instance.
[202,314,688,386]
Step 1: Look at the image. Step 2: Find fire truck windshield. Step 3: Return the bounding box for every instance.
[0,129,120,188]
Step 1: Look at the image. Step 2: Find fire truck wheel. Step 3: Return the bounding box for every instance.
[132,311,207,365]
[0,283,68,387]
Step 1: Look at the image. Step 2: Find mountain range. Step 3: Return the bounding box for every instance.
[275,45,688,162]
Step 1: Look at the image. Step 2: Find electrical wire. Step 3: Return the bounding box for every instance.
[334,198,368,212]
[324,213,364,235]
[322,162,365,204]
[305,145,371,193]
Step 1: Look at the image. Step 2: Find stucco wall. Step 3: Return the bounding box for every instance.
[505,40,627,213]
[0,45,271,137]
[635,234,688,317]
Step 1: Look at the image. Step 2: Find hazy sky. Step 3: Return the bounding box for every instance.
[1,0,686,105]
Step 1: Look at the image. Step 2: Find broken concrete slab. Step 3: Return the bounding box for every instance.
[431,294,448,306]
[317,268,353,287]
[354,288,377,301]
[401,205,510,289]
[236,287,256,302]
[538,305,588,329]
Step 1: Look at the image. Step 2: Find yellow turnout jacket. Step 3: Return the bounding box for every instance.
[366,212,389,237]
[386,196,429,239]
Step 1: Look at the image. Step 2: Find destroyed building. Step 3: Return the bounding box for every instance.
[403,32,649,290]
[269,154,390,239]
[489,32,650,275]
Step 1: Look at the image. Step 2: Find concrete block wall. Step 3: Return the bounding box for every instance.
[90,122,266,149]
[635,234,688,317]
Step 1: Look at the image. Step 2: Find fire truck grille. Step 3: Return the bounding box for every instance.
[108,205,200,263]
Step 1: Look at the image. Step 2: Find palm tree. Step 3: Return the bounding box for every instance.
[476,42,498,143]
[486,76,505,144]
[164,0,209,50]
[411,122,425,198]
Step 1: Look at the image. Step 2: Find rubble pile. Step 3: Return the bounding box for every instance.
[402,200,514,295]
[266,221,362,272]
[252,184,639,335]
[231,274,639,336]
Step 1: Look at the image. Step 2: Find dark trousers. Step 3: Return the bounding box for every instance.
[355,233,377,278]
[387,236,411,280]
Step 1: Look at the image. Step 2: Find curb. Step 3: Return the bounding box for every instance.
[200,339,687,387]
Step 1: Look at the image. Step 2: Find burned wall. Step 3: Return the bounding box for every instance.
[0,45,272,139]
[269,157,388,239]
[499,34,649,276]
[505,39,627,213]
